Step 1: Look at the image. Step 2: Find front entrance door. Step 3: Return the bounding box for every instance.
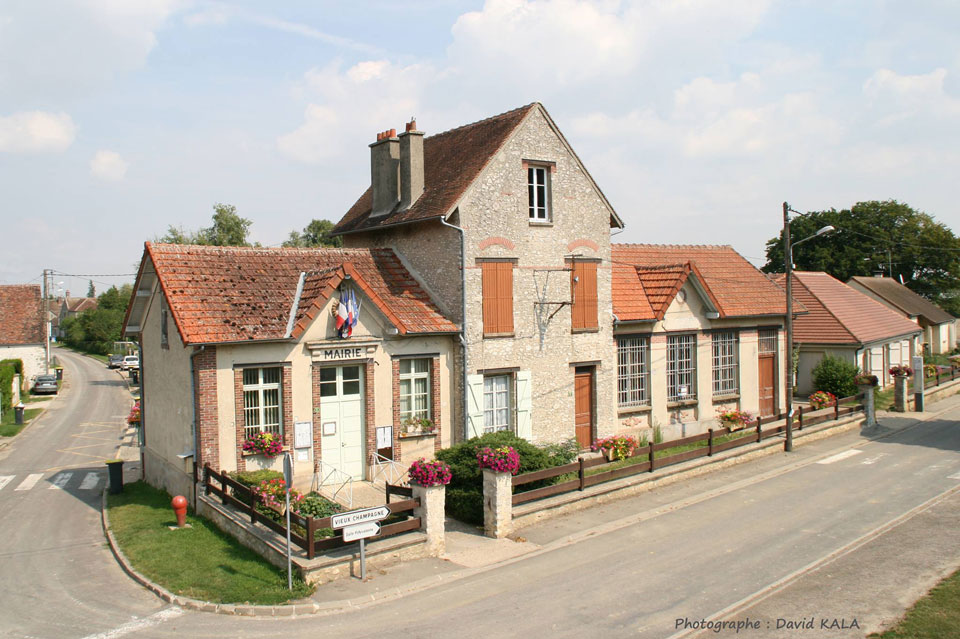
[574,367,594,449]
[758,355,775,416]
[318,365,365,479]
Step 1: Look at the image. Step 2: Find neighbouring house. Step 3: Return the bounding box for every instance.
[772,272,922,394]
[122,244,457,501]
[57,295,97,339]
[611,245,789,440]
[0,285,45,382]
[333,103,623,449]
[847,276,957,355]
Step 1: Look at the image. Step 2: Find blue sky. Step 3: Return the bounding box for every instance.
[1,0,958,295]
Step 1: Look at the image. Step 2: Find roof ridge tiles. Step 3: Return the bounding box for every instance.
[425,103,537,140]
[612,243,733,249]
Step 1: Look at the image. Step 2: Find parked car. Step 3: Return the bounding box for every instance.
[121,355,140,371]
[32,374,58,395]
[107,354,124,369]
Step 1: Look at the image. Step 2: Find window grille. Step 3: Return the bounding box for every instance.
[243,367,281,439]
[399,359,431,422]
[759,329,778,355]
[483,374,513,433]
[667,334,697,402]
[712,332,739,396]
[617,336,650,407]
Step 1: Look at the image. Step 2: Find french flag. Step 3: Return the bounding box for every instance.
[336,292,349,335]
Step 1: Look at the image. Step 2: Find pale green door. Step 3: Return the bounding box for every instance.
[318,365,365,479]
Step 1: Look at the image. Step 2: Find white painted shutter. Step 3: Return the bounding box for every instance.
[466,374,484,440]
[515,371,532,441]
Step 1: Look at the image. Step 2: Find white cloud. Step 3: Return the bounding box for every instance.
[90,150,128,181]
[0,111,76,153]
[863,68,960,124]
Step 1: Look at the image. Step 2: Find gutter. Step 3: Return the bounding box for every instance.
[440,215,469,442]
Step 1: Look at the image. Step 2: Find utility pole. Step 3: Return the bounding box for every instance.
[43,268,51,372]
[783,203,794,452]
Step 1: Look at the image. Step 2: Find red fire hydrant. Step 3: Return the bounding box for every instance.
[171,495,188,528]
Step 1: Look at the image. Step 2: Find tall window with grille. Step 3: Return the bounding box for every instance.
[399,358,431,423]
[242,367,281,439]
[617,336,650,408]
[667,334,697,401]
[483,374,513,433]
[712,332,739,396]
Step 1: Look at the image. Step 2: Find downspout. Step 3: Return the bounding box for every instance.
[440,215,469,441]
[189,345,206,506]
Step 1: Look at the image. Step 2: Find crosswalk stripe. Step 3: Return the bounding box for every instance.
[79,473,100,490]
[49,472,73,490]
[817,449,863,465]
[15,474,44,491]
[0,475,14,491]
[949,472,960,480]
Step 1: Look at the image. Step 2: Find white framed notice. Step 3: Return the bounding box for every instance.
[294,421,312,449]
[322,421,337,436]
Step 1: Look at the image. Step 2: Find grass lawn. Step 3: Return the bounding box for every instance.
[0,407,42,437]
[107,481,314,605]
[870,566,960,638]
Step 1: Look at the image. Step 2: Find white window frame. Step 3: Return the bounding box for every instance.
[667,334,697,402]
[483,374,514,433]
[242,367,282,440]
[712,331,739,397]
[398,358,431,423]
[527,165,551,221]
[617,336,650,408]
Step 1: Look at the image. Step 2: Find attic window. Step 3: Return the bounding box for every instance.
[527,164,552,222]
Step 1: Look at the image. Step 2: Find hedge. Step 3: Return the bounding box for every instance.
[0,359,24,414]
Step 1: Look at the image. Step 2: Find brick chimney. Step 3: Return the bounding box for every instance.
[370,128,399,216]
[399,118,424,210]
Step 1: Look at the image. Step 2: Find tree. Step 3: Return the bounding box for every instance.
[762,201,960,315]
[61,285,133,354]
[86,280,95,297]
[157,203,253,247]
[282,219,342,248]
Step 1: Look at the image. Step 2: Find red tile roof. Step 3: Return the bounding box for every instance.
[773,272,921,345]
[612,245,788,321]
[333,104,537,235]
[848,276,955,325]
[135,243,456,345]
[0,285,44,345]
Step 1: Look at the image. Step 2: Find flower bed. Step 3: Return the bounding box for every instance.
[716,408,752,430]
[591,435,639,460]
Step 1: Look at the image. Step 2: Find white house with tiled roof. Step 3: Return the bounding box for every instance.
[0,285,46,383]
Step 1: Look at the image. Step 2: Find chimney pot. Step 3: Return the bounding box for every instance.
[406,119,417,132]
[388,128,396,138]
[399,120,425,211]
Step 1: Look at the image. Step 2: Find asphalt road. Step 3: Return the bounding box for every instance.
[2,352,959,639]
[0,349,166,639]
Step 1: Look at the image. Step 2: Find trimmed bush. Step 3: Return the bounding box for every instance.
[0,359,24,413]
[812,355,859,399]
[435,431,574,525]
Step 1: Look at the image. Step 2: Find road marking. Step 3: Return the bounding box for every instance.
[816,449,863,464]
[15,473,43,491]
[0,475,13,491]
[861,453,888,465]
[79,472,101,490]
[949,472,960,480]
[80,607,183,639]
[49,472,73,489]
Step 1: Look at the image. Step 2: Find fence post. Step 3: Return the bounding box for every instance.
[860,385,876,427]
[834,398,840,420]
[648,441,656,472]
[756,416,762,443]
[797,406,803,431]
[204,463,211,496]
[412,483,446,554]
[936,370,940,387]
[578,457,585,491]
[306,517,316,560]
[708,428,714,456]
[482,469,513,539]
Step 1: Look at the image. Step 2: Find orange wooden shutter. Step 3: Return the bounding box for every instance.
[571,261,598,331]
[482,262,497,334]
[482,262,514,334]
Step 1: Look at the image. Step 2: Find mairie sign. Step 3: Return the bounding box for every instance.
[331,505,390,530]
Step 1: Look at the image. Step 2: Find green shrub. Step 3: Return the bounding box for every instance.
[0,359,24,413]
[297,492,341,519]
[812,355,859,398]
[435,431,576,524]
[229,469,283,506]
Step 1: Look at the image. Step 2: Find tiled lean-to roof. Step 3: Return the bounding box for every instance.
[612,244,789,322]
[0,285,44,345]
[126,243,456,345]
[772,271,922,345]
[848,276,955,325]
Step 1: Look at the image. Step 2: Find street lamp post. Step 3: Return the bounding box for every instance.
[783,202,834,452]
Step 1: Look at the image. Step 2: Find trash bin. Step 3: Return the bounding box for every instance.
[55,368,63,381]
[105,459,124,494]
[131,369,139,384]
[14,403,25,425]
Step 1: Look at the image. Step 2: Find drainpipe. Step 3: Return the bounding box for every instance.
[189,345,206,505]
[440,215,469,442]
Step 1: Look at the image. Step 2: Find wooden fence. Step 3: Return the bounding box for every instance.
[511,393,865,507]
[203,465,421,560]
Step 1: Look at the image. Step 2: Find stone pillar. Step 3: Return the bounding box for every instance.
[411,482,446,554]
[893,376,909,412]
[482,468,513,539]
[859,384,876,427]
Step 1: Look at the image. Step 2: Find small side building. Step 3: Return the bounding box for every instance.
[847,276,956,355]
[123,243,457,503]
[0,285,45,383]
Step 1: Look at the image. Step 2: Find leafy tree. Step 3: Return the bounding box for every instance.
[157,203,253,247]
[762,201,960,315]
[60,285,133,354]
[282,219,342,248]
[86,280,95,297]
[97,284,133,312]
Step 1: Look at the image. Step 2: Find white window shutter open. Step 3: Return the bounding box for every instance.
[466,374,484,439]
[516,371,532,440]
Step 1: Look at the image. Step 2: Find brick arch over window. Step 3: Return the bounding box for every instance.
[478,237,516,252]
[567,238,600,253]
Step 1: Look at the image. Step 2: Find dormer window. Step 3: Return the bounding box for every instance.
[527,164,551,222]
